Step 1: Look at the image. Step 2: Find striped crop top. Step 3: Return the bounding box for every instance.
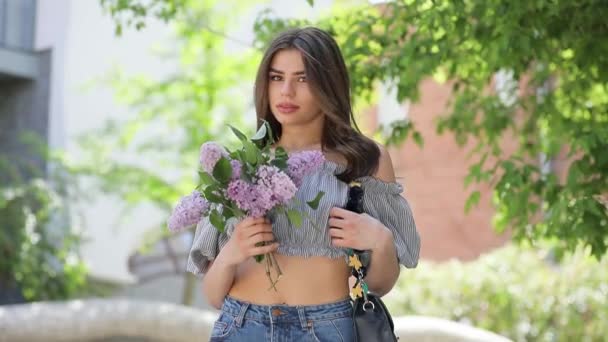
[186,159,421,276]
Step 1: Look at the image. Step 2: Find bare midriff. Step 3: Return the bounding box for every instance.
[228,254,351,306]
[227,153,351,306]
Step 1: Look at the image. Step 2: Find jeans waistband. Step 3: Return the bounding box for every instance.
[220,295,353,330]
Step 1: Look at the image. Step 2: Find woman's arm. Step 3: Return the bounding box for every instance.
[364,145,401,295]
[201,256,237,309]
[201,217,279,309]
[363,226,400,296]
[329,210,400,296]
[328,145,402,296]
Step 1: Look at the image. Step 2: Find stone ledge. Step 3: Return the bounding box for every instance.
[0,47,40,80]
[0,299,512,342]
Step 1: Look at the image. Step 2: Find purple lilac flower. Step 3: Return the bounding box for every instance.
[226,179,252,211]
[256,165,297,206]
[249,184,274,218]
[286,150,326,187]
[226,179,271,218]
[199,142,228,173]
[167,191,209,232]
[225,166,296,218]
[230,159,242,180]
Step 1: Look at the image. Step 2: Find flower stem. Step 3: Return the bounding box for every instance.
[265,254,278,292]
[270,252,283,281]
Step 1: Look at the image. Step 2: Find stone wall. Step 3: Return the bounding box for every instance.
[0,299,512,342]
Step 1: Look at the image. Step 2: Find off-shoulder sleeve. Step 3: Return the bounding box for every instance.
[357,176,421,268]
[185,216,235,276]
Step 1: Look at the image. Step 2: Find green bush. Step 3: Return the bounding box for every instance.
[0,177,89,302]
[387,244,608,342]
[1,137,91,303]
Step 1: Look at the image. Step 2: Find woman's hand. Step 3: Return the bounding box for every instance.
[328,207,392,251]
[223,216,278,266]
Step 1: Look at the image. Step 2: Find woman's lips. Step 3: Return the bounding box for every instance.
[276,103,300,114]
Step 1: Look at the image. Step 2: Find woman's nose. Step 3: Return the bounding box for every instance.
[280,80,295,97]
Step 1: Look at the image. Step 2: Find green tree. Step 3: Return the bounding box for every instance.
[78,0,260,304]
[103,0,608,258]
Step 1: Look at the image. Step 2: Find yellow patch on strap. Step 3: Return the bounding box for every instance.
[351,283,363,298]
[348,255,363,270]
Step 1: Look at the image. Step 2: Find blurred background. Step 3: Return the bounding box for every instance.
[1,0,607,341]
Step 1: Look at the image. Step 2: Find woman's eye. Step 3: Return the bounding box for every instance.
[270,75,282,81]
[297,76,307,82]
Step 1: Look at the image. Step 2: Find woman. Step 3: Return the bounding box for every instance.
[187,27,420,341]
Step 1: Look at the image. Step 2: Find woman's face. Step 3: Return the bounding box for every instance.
[268,49,323,128]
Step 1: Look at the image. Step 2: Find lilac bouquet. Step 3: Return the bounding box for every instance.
[168,121,325,289]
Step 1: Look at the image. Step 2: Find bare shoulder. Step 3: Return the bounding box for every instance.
[374,143,396,183]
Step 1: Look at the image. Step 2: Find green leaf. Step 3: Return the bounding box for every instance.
[257,150,266,165]
[271,158,288,169]
[465,191,481,213]
[306,191,325,210]
[223,204,241,217]
[237,149,247,162]
[244,140,260,165]
[228,124,248,141]
[274,146,287,158]
[271,146,289,169]
[229,150,239,159]
[226,205,245,218]
[306,0,314,6]
[251,122,267,141]
[222,207,235,221]
[115,24,123,36]
[198,171,216,186]
[412,131,424,147]
[209,210,225,232]
[286,209,303,228]
[384,120,412,147]
[203,185,223,203]
[567,162,582,187]
[266,122,276,145]
[212,157,232,184]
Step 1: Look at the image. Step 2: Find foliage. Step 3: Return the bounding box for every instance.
[87,0,261,304]
[79,0,260,218]
[102,0,608,258]
[0,135,89,302]
[387,244,608,341]
[99,0,188,35]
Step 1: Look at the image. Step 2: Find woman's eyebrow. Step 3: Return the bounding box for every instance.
[269,67,306,75]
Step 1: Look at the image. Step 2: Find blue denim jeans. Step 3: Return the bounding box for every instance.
[209,295,355,342]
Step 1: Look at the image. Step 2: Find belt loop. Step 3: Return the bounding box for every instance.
[297,307,307,330]
[235,301,249,328]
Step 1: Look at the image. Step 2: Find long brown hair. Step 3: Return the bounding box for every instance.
[254,27,380,182]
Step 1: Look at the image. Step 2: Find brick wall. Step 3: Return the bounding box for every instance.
[373,79,516,262]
